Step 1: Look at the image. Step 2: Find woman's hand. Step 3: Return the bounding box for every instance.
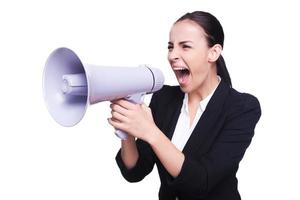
[107,99,157,142]
[108,99,185,177]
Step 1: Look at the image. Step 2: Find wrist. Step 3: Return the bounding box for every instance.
[146,126,162,146]
[122,135,135,144]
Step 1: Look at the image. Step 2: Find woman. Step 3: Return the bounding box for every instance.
[108,11,261,200]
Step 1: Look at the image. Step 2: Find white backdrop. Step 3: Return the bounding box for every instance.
[0,0,299,199]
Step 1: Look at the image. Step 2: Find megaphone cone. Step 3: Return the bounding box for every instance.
[43,47,89,127]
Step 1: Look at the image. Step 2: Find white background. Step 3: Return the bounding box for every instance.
[0,0,299,199]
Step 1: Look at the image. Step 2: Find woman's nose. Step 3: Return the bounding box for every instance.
[168,48,180,62]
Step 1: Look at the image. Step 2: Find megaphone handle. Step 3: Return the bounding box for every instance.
[115,129,129,140]
[114,93,146,140]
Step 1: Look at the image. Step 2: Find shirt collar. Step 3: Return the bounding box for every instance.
[182,76,221,114]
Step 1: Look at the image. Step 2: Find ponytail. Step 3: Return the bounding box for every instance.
[217,55,232,87]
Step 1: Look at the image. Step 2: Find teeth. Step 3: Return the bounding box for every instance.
[173,67,188,71]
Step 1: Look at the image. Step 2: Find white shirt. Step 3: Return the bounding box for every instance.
[171,78,221,151]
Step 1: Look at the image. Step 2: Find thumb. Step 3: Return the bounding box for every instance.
[141,103,152,113]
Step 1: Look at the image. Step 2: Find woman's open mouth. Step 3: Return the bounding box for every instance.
[173,67,190,86]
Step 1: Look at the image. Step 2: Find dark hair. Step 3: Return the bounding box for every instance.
[176,11,232,87]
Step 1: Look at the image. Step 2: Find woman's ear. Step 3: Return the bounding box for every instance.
[208,44,222,62]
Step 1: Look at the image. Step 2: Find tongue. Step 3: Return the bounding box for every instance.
[179,72,189,85]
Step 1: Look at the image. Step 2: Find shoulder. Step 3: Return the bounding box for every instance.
[227,87,260,108]
[225,87,261,121]
[151,85,183,104]
[148,85,183,117]
[155,85,182,97]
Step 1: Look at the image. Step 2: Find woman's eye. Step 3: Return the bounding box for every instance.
[168,46,173,51]
[182,45,191,49]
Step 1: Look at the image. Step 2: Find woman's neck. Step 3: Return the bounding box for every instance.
[188,74,219,105]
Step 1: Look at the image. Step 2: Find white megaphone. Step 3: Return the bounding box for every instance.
[43,47,164,139]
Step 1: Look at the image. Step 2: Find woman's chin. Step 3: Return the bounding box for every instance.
[178,83,191,93]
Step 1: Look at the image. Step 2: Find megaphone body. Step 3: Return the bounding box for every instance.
[43,47,164,139]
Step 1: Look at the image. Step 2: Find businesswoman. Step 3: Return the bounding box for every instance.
[108,11,261,200]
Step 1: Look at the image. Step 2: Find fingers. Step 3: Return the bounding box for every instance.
[111,110,129,123]
[109,100,132,125]
[111,99,136,110]
[107,118,126,131]
[110,103,128,116]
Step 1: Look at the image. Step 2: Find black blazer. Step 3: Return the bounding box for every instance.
[116,80,261,200]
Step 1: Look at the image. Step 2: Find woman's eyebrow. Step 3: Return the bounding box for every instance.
[179,40,193,45]
[168,41,193,45]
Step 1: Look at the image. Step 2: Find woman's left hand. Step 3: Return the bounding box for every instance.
[108,99,157,142]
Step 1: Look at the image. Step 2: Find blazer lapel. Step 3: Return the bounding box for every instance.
[182,81,230,155]
[160,87,184,140]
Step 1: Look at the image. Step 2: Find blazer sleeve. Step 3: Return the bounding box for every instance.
[115,90,161,182]
[169,93,261,198]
